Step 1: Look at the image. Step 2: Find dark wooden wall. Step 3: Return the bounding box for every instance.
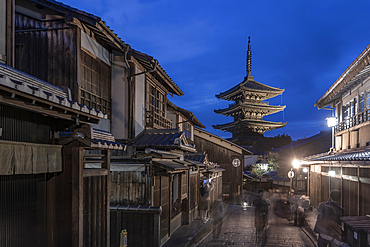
[0,104,53,144]
[15,13,78,100]
[310,165,370,218]
[110,170,150,206]
[83,175,108,247]
[194,136,244,204]
[110,209,160,247]
[189,172,198,210]
[0,173,58,247]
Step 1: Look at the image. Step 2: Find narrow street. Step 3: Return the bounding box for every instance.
[196,205,316,247]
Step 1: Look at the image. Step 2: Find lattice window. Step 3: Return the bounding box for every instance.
[183,121,191,139]
[80,51,111,118]
[146,82,165,116]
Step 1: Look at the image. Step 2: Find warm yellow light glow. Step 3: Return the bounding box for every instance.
[292,159,301,169]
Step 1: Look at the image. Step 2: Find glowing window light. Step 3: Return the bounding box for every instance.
[328,170,336,177]
[303,167,308,173]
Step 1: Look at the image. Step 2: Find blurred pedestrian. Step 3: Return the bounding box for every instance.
[314,190,345,247]
[199,179,213,223]
[253,189,270,245]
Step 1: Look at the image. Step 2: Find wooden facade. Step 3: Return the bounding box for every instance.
[194,127,252,205]
[306,43,370,220]
[109,156,193,247]
[307,164,370,217]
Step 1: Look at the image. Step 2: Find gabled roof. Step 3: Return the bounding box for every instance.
[134,129,196,152]
[28,0,127,52]
[167,100,205,128]
[130,49,184,96]
[315,44,370,108]
[216,76,284,101]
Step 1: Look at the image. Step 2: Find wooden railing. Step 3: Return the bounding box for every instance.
[146,110,173,129]
[335,109,370,133]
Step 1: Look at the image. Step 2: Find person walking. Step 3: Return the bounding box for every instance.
[314,190,346,247]
[199,179,213,223]
[253,189,271,246]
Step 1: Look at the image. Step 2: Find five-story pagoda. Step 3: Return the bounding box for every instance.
[213,37,286,146]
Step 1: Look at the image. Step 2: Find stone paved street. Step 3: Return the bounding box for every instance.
[195,205,316,247]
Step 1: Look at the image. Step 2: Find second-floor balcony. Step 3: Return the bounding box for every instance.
[146,110,172,129]
[335,109,370,133]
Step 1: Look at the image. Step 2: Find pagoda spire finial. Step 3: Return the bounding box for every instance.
[246,36,252,78]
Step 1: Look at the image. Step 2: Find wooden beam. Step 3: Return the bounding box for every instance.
[83,168,108,177]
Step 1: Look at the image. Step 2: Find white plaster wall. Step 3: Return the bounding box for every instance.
[81,30,111,66]
[111,55,128,140]
[135,67,146,137]
[166,108,177,128]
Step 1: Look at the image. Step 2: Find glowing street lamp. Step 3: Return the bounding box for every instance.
[292,159,301,169]
[326,116,338,128]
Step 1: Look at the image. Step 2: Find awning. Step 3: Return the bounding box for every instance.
[152,160,189,172]
[184,159,205,167]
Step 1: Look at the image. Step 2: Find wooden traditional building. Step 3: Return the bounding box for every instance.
[303,43,370,218]
[213,37,286,146]
[193,127,252,204]
[109,129,200,246]
[0,1,126,246]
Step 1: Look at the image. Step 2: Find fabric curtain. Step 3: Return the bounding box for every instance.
[0,140,62,175]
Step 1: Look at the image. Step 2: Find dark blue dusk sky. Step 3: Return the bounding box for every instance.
[62,0,370,141]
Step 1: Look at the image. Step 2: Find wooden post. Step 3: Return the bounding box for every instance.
[341,164,343,208]
[357,168,360,216]
[70,147,84,247]
[102,150,111,247]
[169,174,173,236]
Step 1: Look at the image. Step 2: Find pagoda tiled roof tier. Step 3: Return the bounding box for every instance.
[215,75,284,101]
[213,118,287,134]
[214,101,286,117]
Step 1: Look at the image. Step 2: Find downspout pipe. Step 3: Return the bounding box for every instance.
[124,48,158,141]
[129,59,158,78]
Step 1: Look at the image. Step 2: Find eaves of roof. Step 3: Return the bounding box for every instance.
[315,43,370,108]
[167,100,205,128]
[31,0,126,51]
[214,102,286,115]
[304,149,370,163]
[213,119,287,130]
[194,127,253,155]
[130,49,184,96]
[216,77,284,100]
